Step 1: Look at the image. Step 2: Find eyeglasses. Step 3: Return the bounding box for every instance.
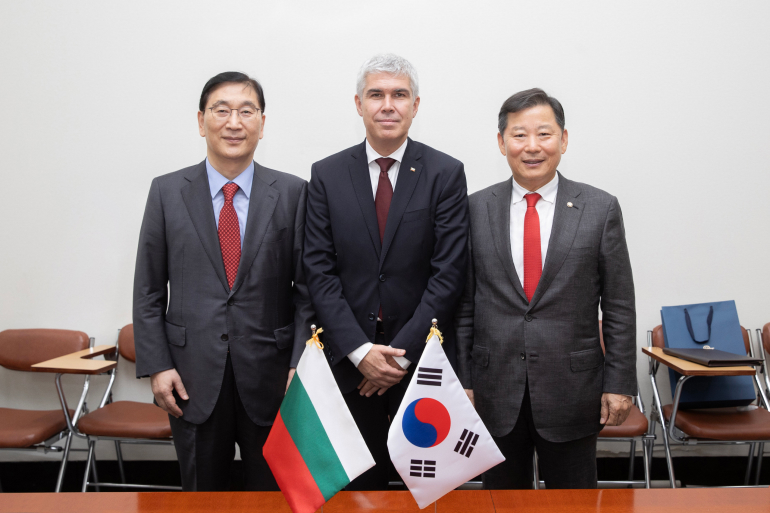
[207,106,262,121]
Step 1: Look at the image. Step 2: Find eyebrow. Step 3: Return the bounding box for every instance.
[210,100,258,108]
[365,88,411,96]
[510,124,555,131]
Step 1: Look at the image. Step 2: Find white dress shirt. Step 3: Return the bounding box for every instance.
[347,138,411,370]
[510,173,559,287]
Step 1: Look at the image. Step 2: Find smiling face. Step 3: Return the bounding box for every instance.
[355,72,420,155]
[497,104,568,191]
[197,82,265,175]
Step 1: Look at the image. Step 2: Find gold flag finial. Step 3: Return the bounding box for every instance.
[426,318,444,344]
[307,325,324,349]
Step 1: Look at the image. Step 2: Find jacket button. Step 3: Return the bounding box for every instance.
[330,355,334,362]
[520,353,526,360]
[368,313,375,321]
[379,274,386,282]
[221,334,229,342]
[227,298,234,306]
[524,314,533,322]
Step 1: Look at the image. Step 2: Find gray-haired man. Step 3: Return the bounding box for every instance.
[303,54,469,489]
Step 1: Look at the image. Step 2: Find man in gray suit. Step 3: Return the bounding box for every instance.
[456,88,636,489]
[133,72,313,491]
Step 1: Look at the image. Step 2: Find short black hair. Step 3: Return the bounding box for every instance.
[199,72,265,112]
[498,88,564,135]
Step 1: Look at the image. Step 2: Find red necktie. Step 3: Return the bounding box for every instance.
[523,193,542,302]
[374,157,396,243]
[374,157,395,320]
[218,183,241,289]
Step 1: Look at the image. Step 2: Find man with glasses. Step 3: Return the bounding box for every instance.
[133,72,313,491]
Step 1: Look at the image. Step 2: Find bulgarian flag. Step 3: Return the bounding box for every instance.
[263,328,375,513]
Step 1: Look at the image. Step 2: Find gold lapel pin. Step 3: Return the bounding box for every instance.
[410,167,416,172]
[567,202,574,208]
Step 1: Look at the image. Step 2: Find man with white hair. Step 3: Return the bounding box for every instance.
[304,54,469,489]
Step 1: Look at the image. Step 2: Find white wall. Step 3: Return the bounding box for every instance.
[1,0,769,462]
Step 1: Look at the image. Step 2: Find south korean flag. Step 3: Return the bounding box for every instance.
[387,323,505,509]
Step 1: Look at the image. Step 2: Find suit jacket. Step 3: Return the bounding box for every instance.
[133,160,314,426]
[304,139,469,393]
[456,173,636,443]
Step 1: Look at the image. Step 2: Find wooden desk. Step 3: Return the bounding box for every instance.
[642,347,756,376]
[31,345,117,374]
[1,489,769,513]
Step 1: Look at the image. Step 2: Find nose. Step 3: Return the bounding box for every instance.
[381,95,395,112]
[225,110,242,129]
[524,134,540,153]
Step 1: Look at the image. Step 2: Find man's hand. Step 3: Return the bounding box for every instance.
[150,368,188,418]
[600,393,632,426]
[465,389,475,408]
[358,352,405,397]
[286,368,296,394]
[357,345,408,389]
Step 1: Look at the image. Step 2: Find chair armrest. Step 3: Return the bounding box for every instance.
[31,345,117,374]
[641,347,755,377]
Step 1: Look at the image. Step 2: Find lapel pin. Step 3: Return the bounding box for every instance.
[410,167,416,172]
[567,202,573,208]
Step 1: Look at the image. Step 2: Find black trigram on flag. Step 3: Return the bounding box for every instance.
[410,459,436,478]
[454,429,479,458]
[416,367,442,386]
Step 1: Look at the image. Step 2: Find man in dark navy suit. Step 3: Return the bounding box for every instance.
[304,54,469,490]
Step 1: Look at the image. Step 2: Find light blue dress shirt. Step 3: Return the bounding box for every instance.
[206,158,254,249]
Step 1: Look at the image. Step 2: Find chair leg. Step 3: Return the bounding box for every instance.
[658,416,676,488]
[745,443,757,486]
[532,451,540,490]
[82,440,96,493]
[90,448,101,492]
[54,431,73,493]
[642,438,651,489]
[627,440,636,482]
[115,441,126,485]
[755,443,764,486]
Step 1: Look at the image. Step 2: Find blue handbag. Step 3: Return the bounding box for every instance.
[660,300,756,409]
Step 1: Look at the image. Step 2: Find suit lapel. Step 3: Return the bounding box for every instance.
[349,141,382,258]
[230,162,279,296]
[181,161,229,294]
[487,178,527,302]
[527,172,584,309]
[380,139,422,269]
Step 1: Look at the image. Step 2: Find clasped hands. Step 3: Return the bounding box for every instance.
[357,345,408,397]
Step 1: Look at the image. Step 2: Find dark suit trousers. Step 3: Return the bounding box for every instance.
[343,329,405,491]
[484,382,598,490]
[168,353,278,491]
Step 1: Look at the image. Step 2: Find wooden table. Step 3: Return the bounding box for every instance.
[2,489,769,513]
[641,347,756,376]
[31,345,117,374]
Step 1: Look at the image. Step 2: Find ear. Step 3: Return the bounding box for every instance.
[198,111,206,137]
[258,114,266,140]
[497,132,506,156]
[411,96,420,118]
[355,94,364,117]
[560,128,568,154]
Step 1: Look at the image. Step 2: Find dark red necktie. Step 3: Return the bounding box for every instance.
[374,157,395,319]
[374,157,396,243]
[218,183,241,289]
[523,193,542,302]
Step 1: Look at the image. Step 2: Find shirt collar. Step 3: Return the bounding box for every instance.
[511,172,559,205]
[206,158,255,199]
[365,138,408,165]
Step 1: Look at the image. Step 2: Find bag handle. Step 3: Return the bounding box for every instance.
[684,306,713,344]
